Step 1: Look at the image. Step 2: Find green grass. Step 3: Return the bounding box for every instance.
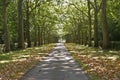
[0,63,5,69]
[0,44,55,66]
[0,43,55,80]
[66,43,120,80]
[0,54,12,60]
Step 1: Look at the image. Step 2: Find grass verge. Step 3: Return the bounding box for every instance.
[0,43,55,80]
[65,43,120,80]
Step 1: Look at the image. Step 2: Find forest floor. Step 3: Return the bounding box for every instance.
[0,44,55,80]
[65,43,120,80]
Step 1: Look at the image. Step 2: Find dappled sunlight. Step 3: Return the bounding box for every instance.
[66,43,120,80]
[35,47,40,50]
[38,53,47,55]
[0,44,55,80]
[18,55,31,58]
[89,51,97,53]
[0,60,10,64]
[106,56,119,60]
[109,50,119,54]
[98,50,103,53]
[21,43,89,80]
[70,50,79,53]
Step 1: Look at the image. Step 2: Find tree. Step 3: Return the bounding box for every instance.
[89,0,101,47]
[2,0,11,52]
[18,0,25,49]
[87,0,92,46]
[101,0,109,49]
[25,0,31,47]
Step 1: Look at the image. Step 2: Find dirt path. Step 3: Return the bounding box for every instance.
[20,43,90,80]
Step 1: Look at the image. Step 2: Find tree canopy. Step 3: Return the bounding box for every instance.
[0,0,120,52]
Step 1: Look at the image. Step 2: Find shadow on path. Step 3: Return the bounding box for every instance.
[20,43,90,80]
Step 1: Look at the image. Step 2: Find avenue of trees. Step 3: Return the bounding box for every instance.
[0,0,120,52]
[63,0,120,49]
[0,0,60,52]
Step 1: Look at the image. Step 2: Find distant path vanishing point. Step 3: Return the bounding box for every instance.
[20,43,90,80]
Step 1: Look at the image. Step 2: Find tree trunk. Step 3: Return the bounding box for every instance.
[26,0,31,47]
[33,10,38,46]
[94,11,98,47]
[81,31,84,45]
[87,0,92,46]
[18,0,25,49]
[2,0,10,52]
[34,25,38,46]
[94,0,99,47]
[77,24,81,44]
[38,26,40,46]
[101,0,109,49]
[84,31,88,46]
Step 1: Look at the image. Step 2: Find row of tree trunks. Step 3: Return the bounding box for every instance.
[66,0,109,49]
[87,0,109,49]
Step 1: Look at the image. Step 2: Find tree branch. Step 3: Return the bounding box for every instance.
[89,1,95,9]
[97,1,102,13]
[69,3,88,18]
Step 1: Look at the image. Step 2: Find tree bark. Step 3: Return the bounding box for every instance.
[77,24,81,44]
[87,0,92,46]
[2,0,10,52]
[94,0,99,47]
[101,0,109,49]
[26,0,31,47]
[34,25,38,46]
[81,31,84,45]
[18,0,25,49]
[33,9,38,46]
[38,26,40,46]
[94,10,98,47]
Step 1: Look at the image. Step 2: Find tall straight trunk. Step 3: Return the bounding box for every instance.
[26,0,31,47]
[81,31,84,45]
[94,11,98,47]
[73,29,76,43]
[2,0,10,52]
[87,0,92,46]
[84,31,88,46]
[18,0,25,49]
[34,25,38,46]
[34,10,38,46]
[38,26,40,46]
[40,31,43,45]
[75,30,78,43]
[94,0,99,47]
[101,0,109,49]
[42,21,46,44]
[77,24,81,44]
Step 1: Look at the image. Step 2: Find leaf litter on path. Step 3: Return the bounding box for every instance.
[66,43,120,80]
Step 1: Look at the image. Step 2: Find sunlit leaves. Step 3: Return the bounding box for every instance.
[0,44,55,80]
[66,43,120,80]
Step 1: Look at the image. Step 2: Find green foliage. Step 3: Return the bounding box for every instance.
[0,0,120,50]
[8,1,18,42]
[107,1,120,41]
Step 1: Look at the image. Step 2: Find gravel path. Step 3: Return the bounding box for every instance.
[20,43,90,80]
